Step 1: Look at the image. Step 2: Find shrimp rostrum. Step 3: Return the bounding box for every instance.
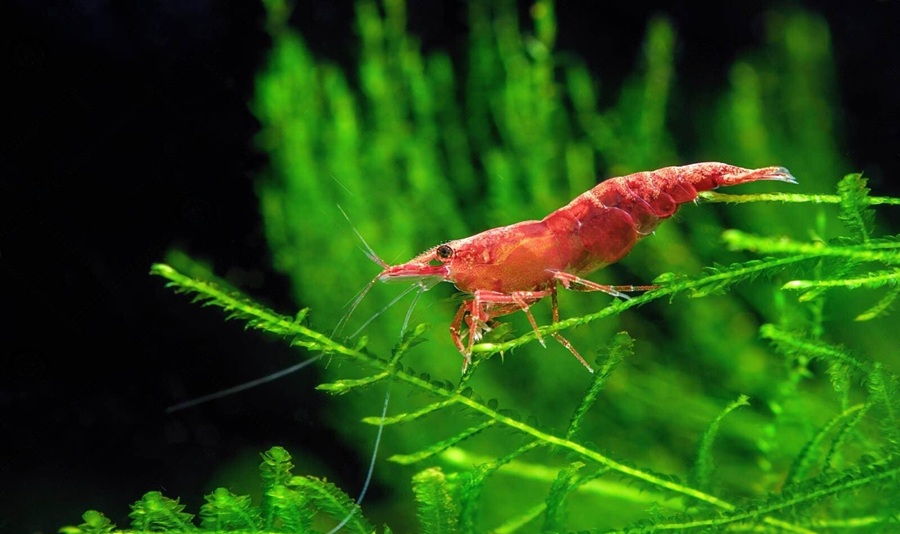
[361,162,795,372]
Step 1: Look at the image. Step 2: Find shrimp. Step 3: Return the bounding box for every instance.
[368,162,796,372]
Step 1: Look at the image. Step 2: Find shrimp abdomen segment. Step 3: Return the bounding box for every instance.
[547,162,797,276]
[544,201,639,273]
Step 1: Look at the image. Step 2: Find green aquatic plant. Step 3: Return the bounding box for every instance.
[63,446,376,534]
[65,0,900,531]
[68,173,900,531]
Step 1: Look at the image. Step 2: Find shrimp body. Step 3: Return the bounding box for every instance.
[375,162,796,371]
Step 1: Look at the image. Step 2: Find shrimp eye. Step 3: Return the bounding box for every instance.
[436,244,453,260]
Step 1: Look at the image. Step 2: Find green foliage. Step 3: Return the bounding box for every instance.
[837,173,876,242]
[69,0,900,532]
[200,488,261,531]
[289,475,375,534]
[129,492,196,532]
[60,510,116,534]
[540,460,587,533]
[565,332,633,440]
[691,394,750,492]
[63,447,378,533]
[411,467,459,533]
[138,213,900,530]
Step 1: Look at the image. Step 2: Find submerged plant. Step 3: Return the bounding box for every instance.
[66,0,900,531]
[63,446,376,533]
[67,172,900,531]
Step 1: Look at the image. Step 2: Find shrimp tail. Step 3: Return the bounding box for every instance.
[706,163,797,187]
[613,162,797,233]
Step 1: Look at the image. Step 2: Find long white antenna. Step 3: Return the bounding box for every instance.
[166,355,323,413]
[337,204,387,268]
[327,285,426,533]
[326,377,393,534]
[346,283,419,340]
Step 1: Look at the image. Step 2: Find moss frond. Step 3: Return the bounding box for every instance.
[150,263,361,358]
[260,485,313,533]
[258,447,313,531]
[289,476,375,534]
[412,467,459,534]
[128,492,196,532]
[691,394,751,492]
[837,173,876,243]
[259,445,295,489]
[565,332,633,440]
[65,445,381,533]
[786,403,869,485]
[388,419,497,465]
[856,285,900,321]
[455,440,544,533]
[645,461,900,532]
[199,488,261,531]
[60,511,116,534]
[761,325,900,456]
[540,461,586,533]
[361,399,457,426]
[866,363,900,454]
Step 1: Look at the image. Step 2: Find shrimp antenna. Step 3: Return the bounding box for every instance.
[334,203,431,340]
[328,284,425,533]
[167,277,387,413]
[337,204,387,268]
[333,276,380,339]
[166,354,323,413]
[168,206,394,413]
[345,283,418,340]
[401,285,426,337]
[326,375,393,534]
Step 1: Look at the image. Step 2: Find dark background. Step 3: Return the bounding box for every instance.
[3,1,899,532]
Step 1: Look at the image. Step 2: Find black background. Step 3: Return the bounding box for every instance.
[3,1,899,532]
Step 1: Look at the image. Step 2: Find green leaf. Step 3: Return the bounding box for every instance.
[787,403,869,485]
[566,332,633,440]
[289,475,375,534]
[691,395,750,491]
[199,487,262,531]
[836,173,875,243]
[259,446,302,530]
[856,285,900,321]
[867,363,900,454]
[317,371,389,395]
[59,510,116,534]
[541,461,585,533]
[128,491,196,531]
[260,446,295,487]
[264,484,314,532]
[412,467,459,534]
[361,399,457,426]
[389,419,496,465]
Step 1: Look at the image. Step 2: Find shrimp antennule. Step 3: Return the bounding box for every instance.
[338,205,389,268]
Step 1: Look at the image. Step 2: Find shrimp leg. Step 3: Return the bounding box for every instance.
[451,286,593,372]
[550,270,658,300]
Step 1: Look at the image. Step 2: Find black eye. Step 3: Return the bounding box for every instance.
[436,244,453,259]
